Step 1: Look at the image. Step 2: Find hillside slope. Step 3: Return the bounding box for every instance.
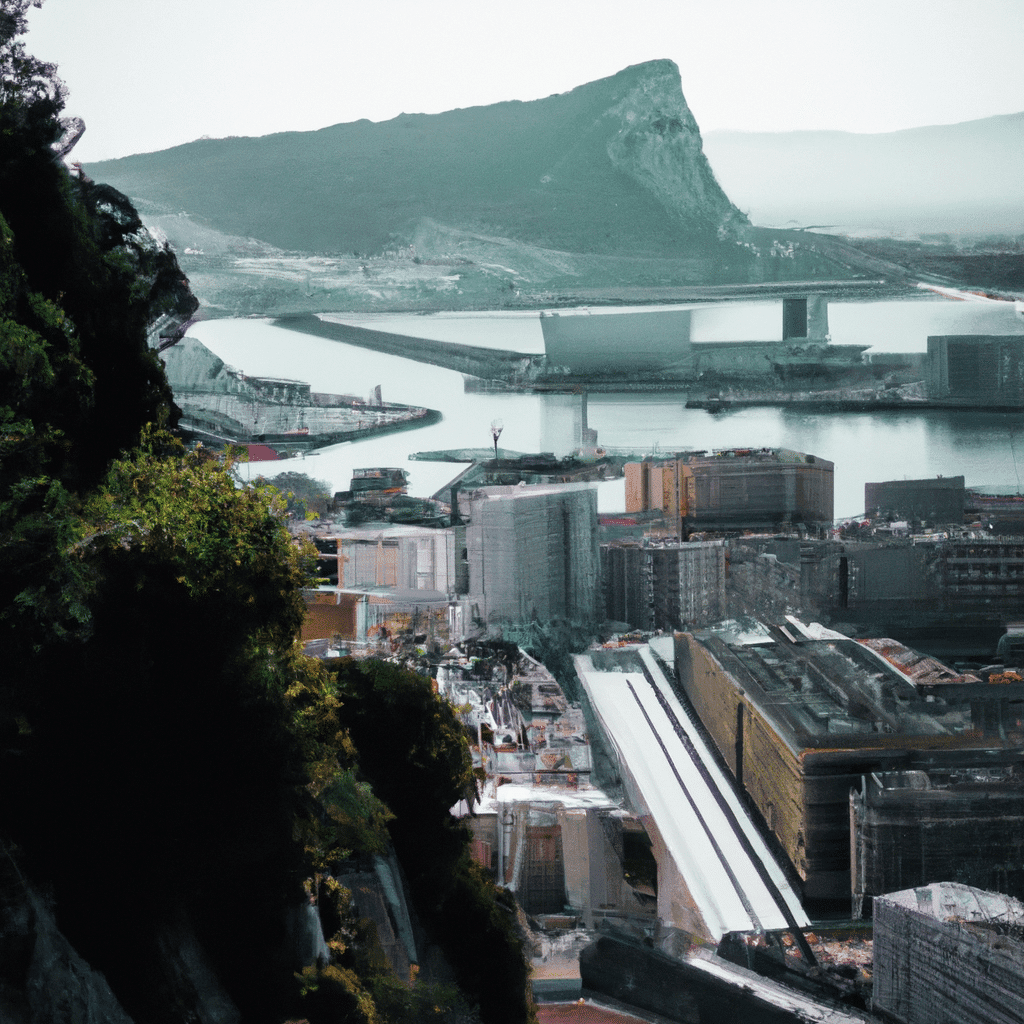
[84,60,901,312]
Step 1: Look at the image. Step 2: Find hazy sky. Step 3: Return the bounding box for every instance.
[26,0,1024,164]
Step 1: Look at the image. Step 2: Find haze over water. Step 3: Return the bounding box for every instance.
[188,299,1024,520]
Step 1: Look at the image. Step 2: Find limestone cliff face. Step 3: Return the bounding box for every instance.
[602,60,748,237]
[87,60,750,260]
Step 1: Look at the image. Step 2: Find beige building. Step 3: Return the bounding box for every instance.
[625,447,834,535]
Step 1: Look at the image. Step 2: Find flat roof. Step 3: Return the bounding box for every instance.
[686,619,1001,753]
[576,644,807,939]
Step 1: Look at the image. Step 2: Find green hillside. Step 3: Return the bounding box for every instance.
[0,7,532,1021]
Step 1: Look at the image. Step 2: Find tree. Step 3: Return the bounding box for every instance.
[260,469,334,519]
[0,9,533,1022]
[326,658,535,1024]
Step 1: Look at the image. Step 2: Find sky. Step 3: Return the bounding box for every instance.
[25,0,1024,165]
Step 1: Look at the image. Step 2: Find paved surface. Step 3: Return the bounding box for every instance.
[577,646,808,939]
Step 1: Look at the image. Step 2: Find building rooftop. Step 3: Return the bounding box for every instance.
[639,447,832,468]
[878,882,1024,933]
[685,617,1024,754]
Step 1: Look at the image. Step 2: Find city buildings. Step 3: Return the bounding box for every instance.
[872,883,1024,1024]
[625,448,834,535]
[864,474,966,522]
[926,334,1024,406]
[300,477,601,644]
[461,482,600,625]
[674,618,1024,903]
[603,539,727,630]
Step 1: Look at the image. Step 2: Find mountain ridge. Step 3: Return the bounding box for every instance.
[85,59,748,258]
[84,60,951,313]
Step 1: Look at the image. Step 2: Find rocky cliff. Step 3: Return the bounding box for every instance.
[0,865,134,1024]
[603,60,748,238]
[86,60,745,258]
[85,60,890,313]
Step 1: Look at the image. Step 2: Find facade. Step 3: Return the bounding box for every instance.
[463,483,599,624]
[330,525,458,592]
[301,523,464,646]
[725,534,1024,656]
[539,297,857,381]
[851,769,1024,913]
[541,308,693,374]
[926,334,1024,405]
[300,481,600,643]
[625,448,834,534]
[443,644,654,931]
[865,475,966,522]
[674,619,1024,902]
[603,540,726,631]
[576,639,808,939]
[872,883,1024,1024]
[302,587,466,649]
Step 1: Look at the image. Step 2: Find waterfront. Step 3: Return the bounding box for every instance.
[186,299,1024,520]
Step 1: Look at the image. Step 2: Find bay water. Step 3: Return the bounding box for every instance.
[186,298,1024,520]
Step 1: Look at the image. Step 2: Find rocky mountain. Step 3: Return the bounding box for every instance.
[87,60,747,258]
[82,61,900,313]
[703,112,1024,236]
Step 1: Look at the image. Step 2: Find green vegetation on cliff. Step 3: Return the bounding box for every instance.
[0,7,531,1022]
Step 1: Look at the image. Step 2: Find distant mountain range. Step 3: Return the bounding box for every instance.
[703,112,1024,235]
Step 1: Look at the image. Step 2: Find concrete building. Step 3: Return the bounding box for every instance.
[603,540,726,631]
[926,334,1024,406]
[442,644,654,934]
[725,533,1024,658]
[865,475,966,522]
[462,483,599,625]
[851,768,1024,915]
[625,448,834,534]
[302,586,467,650]
[872,883,1024,1024]
[674,618,1024,902]
[329,524,459,593]
[300,479,601,644]
[301,523,465,647]
[575,639,808,940]
[538,296,862,382]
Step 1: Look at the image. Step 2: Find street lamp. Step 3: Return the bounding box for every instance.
[490,418,503,461]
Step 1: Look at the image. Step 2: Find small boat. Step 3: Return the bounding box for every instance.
[684,396,732,413]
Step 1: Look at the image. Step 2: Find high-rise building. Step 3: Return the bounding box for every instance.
[603,540,726,630]
[463,483,600,624]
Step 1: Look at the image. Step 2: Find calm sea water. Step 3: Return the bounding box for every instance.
[186,299,1024,520]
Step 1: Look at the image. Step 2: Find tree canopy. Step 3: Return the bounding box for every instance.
[260,468,335,519]
[0,7,533,1023]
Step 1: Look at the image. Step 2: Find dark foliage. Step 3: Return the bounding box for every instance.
[259,469,334,519]
[1,10,533,1022]
[327,658,534,1024]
